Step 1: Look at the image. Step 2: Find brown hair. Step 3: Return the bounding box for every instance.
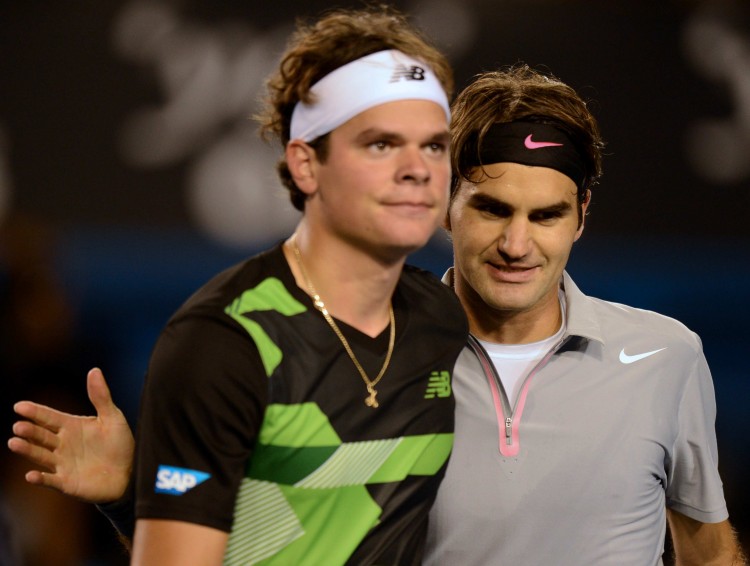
[255,5,454,211]
[450,64,604,204]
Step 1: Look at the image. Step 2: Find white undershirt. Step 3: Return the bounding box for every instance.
[477,291,566,407]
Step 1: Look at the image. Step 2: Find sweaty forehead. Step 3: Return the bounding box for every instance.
[333,99,450,137]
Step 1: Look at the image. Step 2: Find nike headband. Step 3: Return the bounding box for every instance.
[290,50,451,142]
[473,121,587,190]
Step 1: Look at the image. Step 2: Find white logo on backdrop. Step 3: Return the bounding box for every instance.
[111,1,476,249]
[112,1,297,248]
[683,5,750,184]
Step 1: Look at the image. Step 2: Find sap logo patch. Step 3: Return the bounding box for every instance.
[155,465,211,495]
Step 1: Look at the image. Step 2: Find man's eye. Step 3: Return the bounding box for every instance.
[533,211,561,223]
[370,141,390,151]
[475,204,506,217]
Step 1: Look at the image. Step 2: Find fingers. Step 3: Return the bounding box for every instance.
[7,436,56,471]
[25,470,65,492]
[11,419,60,451]
[13,401,65,432]
[87,367,119,419]
[24,470,47,485]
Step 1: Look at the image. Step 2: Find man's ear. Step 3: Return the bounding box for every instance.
[286,140,318,195]
[442,208,452,232]
[574,189,591,241]
[443,183,457,233]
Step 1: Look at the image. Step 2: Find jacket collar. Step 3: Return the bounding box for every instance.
[560,271,603,345]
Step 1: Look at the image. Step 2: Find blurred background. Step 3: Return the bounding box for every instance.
[1,0,748,564]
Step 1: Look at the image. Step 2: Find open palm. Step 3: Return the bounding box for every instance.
[8,367,135,503]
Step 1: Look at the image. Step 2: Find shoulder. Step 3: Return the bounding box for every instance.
[564,272,704,358]
[400,264,464,313]
[587,295,703,356]
[170,244,293,320]
[148,244,292,376]
[396,265,469,349]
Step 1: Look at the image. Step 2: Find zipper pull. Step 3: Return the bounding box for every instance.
[505,417,512,445]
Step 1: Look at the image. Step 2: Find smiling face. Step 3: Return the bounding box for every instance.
[301,99,451,263]
[447,162,588,342]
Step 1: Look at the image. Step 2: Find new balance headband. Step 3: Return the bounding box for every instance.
[290,50,451,142]
[473,121,587,190]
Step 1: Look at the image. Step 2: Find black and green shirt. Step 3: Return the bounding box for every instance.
[134,243,468,565]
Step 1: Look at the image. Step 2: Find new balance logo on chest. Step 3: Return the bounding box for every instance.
[424,371,452,399]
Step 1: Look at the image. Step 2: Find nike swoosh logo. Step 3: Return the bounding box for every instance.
[619,347,667,364]
[524,134,563,149]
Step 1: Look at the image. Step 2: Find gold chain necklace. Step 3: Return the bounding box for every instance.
[291,235,395,408]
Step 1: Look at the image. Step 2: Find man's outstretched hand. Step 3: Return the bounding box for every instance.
[8,367,135,504]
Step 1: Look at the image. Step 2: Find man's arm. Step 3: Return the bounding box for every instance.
[667,509,747,565]
[130,519,228,566]
[7,367,134,503]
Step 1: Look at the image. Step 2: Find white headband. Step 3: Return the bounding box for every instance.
[290,49,451,142]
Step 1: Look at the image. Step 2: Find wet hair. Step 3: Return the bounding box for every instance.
[256,5,454,211]
[450,64,604,205]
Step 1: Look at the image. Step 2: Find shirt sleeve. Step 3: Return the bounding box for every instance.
[96,476,136,539]
[665,343,729,523]
[134,312,267,532]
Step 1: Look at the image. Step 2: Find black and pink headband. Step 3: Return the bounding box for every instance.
[471,121,587,190]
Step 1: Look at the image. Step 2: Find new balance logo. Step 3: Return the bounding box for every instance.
[155,465,211,495]
[424,371,451,399]
[390,64,426,82]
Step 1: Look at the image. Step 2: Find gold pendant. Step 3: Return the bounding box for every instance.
[365,389,379,408]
